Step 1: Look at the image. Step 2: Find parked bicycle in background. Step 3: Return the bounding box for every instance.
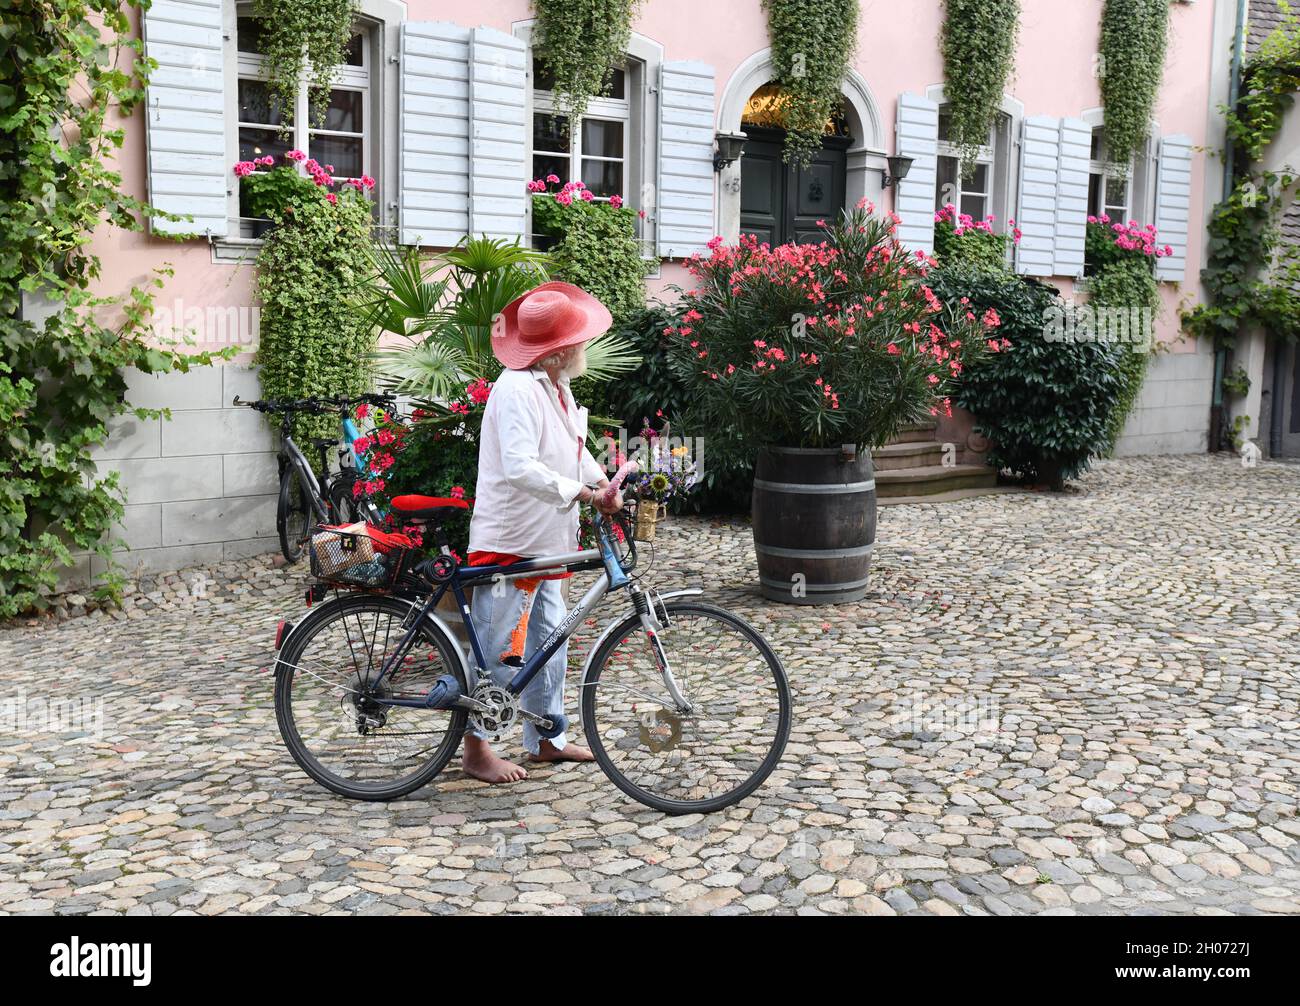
[233,393,396,564]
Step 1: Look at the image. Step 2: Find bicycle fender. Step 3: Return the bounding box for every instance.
[577,588,703,683]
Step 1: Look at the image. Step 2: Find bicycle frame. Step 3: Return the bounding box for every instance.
[281,431,330,523]
[367,512,668,717]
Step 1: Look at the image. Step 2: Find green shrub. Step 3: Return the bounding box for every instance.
[933,265,1129,488]
[254,185,377,440]
[532,190,650,327]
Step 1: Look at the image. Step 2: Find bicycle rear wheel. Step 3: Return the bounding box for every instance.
[275,593,468,800]
[581,600,791,815]
[277,466,312,564]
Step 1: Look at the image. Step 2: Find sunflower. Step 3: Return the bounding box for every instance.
[648,472,671,497]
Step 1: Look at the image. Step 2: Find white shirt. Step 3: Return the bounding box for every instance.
[468,366,606,557]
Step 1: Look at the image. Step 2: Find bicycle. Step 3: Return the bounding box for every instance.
[234,393,395,564]
[271,466,792,815]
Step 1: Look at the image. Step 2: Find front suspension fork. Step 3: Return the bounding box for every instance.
[629,584,692,713]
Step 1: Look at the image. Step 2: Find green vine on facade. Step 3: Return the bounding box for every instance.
[531,0,640,122]
[940,0,1020,176]
[760,0,859,167]
[0,0,230,616]
[254,189,378,442]
[1098,0,1169,170]
[251,0,358,132]
[1183,5,1300,349]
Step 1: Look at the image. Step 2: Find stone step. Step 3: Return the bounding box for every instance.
[879,484,1022,506]
[887,421,939,445]
[871,440,947,471]
[875,462,998,498]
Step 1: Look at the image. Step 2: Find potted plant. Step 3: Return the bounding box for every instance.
[665,202,998,604]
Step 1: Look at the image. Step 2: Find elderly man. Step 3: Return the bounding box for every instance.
[463,281,624,785]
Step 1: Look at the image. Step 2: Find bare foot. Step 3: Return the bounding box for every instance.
[462,736,527,784]
[527,739,595,764]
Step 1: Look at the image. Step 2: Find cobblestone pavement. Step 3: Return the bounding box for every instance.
[1,454,1298,916]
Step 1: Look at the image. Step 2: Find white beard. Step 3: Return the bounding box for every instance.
[560,345,588,380]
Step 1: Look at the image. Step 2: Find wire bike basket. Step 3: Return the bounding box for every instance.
[309,524,409,589]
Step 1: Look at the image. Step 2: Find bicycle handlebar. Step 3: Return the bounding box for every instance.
[599,460,639,508]
[232,392,397,414]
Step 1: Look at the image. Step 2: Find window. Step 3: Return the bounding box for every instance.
[529,57,638,248]
[234,13,373,234]
[1088,127,1132,221]
[934,110,1006,223]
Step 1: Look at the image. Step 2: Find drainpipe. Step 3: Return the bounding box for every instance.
[1212,0,1249,452]
[1269,341,1285,456]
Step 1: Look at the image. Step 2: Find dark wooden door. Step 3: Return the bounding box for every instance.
[740,126,849,246]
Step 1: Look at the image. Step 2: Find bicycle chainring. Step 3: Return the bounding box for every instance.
[468,681,518,740]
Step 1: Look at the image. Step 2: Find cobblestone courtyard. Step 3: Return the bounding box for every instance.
[1,455,1298,916]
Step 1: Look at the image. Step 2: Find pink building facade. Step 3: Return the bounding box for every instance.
[75,0,1233,577]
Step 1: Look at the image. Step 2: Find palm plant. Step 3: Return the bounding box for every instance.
[361,236,640,404]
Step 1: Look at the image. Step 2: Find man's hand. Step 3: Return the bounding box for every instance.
[593,488,624,515]
[580,479,623,515]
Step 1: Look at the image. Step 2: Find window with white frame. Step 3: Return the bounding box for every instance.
[934,109,1007,222]
[528,57,641,248]
[1088,127,1133,221]
[234,12,374,234]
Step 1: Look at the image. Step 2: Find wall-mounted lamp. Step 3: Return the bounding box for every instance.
[713,131,748,172]
[882,155,915,188]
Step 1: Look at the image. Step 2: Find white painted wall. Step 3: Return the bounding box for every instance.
[65,365,280,584]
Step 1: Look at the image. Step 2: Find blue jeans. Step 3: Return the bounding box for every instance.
[467,577,569,755]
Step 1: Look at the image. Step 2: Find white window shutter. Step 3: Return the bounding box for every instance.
[894,93,939,255]
[1054,118,1091,278]
[1016,115,1061,277]
[468,28,528,240]
[1154,135,1193,282]
[142,0,227,237]
[657,61,715,258]
[398,22,471,246]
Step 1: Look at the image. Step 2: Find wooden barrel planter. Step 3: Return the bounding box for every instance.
[751,446,877,605]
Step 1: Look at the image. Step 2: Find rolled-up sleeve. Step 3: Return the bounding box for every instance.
[496,385,584,508]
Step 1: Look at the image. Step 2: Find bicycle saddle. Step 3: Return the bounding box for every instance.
[390,494,471,520]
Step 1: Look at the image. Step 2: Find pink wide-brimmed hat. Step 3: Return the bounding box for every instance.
[491,281,612,370]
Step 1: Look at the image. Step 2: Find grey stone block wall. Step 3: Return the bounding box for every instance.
[1113,343,1216,456]
[67,364,279,585]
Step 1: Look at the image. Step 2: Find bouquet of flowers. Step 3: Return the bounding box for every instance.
[624,419,698,539]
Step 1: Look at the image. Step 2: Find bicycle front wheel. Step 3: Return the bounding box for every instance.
[275,593,468,801]
[581,601,791,815]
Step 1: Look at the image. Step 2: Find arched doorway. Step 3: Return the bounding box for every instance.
[739,84,851,246]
